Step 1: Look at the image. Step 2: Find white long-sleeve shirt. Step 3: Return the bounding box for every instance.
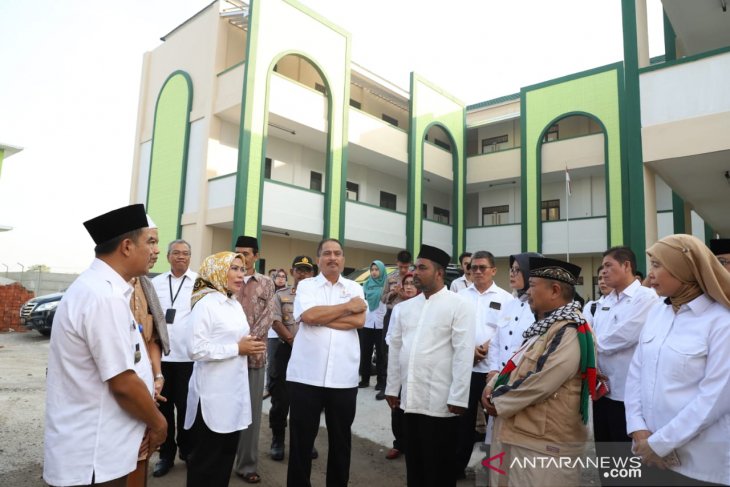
[458,282,514,373]
[592,279,659,401]
[486,293,535,373]
[625,294,730,485]
[184,292,251,434]
[385,287,475,417]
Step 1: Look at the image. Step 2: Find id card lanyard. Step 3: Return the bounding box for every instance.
[168,274,187,308]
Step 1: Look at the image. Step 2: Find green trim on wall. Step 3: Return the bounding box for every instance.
[520,63,623,254]
[407,73,465,261]
[146,70,193,273]
[672,191,685,233]
[217,60,246,77]
[663,11,676,62]
[621,0,647,272]
[519,92,528,251]
[232,0,351,250]
[639,44,730,74]
[232,0,262,248]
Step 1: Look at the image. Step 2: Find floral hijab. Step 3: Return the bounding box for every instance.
[191,251,243,309]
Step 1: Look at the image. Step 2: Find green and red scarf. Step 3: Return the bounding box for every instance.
[493,300,597,424]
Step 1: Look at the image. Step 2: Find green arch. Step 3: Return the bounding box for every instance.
[520,64,624,253]
[231,0,351,248]
[419,121,464,260]
[533,111,616,251]
[147,70,193,273]
[408,73,465,261]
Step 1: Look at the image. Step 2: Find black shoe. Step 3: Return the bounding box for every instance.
[374,382,386,391]
[311,446,319,459]
[375,390,386,400]
[179,451,189,462]
[270,437,285,461]
[153,459,174,477]
[358,380,370,388]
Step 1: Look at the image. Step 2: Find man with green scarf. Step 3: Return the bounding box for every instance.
[482,257,596,486]
[359,260,387,396]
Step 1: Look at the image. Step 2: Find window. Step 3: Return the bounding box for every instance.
[433,206,450,224]
[482,205,509,226]
[346,181,359,201]
[541,199,560,221]
[264,158,272,179]
[382,114,399,127]
[481,134,508,154]
[315,83,327,95]
[422,203,427,219]
[434,138,451,151]
[380,191,397,210]
[310,171,322,192]
[543,124,559,142]
[349,99,361,109]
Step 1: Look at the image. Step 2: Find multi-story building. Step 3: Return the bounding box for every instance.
[130,0,729,299]
[0,142,23,232]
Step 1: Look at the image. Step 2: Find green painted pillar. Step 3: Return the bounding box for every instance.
[621,0,647,271]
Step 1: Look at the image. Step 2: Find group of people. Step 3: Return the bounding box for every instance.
[41,201,730,487]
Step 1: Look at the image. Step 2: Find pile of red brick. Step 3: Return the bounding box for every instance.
[0,283,35,332]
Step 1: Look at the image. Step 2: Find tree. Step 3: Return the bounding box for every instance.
[28,264,50,272]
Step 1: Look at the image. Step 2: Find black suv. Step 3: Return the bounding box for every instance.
[20,292,64,336]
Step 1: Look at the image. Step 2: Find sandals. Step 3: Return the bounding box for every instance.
[238,472,261,484]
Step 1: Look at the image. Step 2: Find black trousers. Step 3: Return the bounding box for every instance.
[391,400,406,452]
[593,396,633,482]
[269,341,292,437]
[186,403,241,487]
[404,413,459,487]
[287,382,357,487]
[455,371,488,475]
[358,327,385,386]
[159,361,194,462]
[381,308,393,371]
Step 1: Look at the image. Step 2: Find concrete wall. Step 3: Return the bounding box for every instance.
[4,272,78,297]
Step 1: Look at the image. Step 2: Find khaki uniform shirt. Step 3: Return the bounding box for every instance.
[489,318,588,457]
[272,286,299,339]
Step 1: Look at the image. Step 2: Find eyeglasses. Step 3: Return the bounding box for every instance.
[276,274,287,279]
[170,251,191,257]
[509,267,520,275]
[719,257,730,267]
[470,265,495,273]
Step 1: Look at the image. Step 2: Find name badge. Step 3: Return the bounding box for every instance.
[601,306,610,311]
[489,301,502,310]
[134,343,141,364]
[165,308,177,324]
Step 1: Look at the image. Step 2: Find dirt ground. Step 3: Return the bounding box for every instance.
[0,330,478,486]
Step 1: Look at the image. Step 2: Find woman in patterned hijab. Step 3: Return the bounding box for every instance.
[191,251,244,308]
[185,251,266,486]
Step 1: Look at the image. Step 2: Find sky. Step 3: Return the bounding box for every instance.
[0,0,665,273]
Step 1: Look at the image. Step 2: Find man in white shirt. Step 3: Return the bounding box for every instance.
[287,238,367,487]
[449,251,472,293]
[455,250,513,479]
[385,244,475,487]
[43,204,167,487]
[151,239,198,477]
[592,246,658,463]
